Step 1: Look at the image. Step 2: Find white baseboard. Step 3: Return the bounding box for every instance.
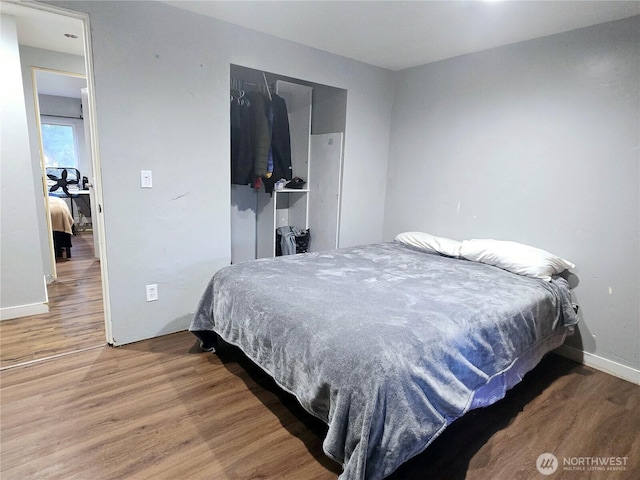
[0,303,49,321]
[554,344,640,385]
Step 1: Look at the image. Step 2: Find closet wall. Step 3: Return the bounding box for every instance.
[230,64,347,263]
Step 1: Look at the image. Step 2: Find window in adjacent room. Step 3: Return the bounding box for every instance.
[40,120,79,168]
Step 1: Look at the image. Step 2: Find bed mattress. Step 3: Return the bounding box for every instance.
[191,242,578,480]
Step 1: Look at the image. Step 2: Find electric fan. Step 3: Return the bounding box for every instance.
[46,168,80,195]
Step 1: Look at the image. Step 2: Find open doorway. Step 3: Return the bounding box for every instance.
[0,2,110,368]
[34,68,93,279]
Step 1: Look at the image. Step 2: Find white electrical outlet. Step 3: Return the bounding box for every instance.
[146,284,158,302]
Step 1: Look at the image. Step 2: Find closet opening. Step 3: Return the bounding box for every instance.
[230,64,347,264]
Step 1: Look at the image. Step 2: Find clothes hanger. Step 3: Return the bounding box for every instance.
[262,72,272,100]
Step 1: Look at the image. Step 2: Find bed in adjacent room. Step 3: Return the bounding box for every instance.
[190,235,578,480]
[48,195,74,258]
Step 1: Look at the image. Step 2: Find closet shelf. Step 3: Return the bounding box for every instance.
[275,188,310,193]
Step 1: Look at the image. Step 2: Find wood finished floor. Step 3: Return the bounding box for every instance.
[0,232,105,369]
[1,330,638,480]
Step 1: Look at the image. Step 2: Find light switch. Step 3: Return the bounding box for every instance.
[146,284,158,302]
[141,170,153,188]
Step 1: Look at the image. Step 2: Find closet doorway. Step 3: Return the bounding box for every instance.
[230,65,347,263]
[0,2,110,369]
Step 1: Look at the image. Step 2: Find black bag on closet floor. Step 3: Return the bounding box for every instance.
[276,228,310,256]
[295,229,310,253]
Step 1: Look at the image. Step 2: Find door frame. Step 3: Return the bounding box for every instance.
[31,67,86,282]
[24,0,113,344]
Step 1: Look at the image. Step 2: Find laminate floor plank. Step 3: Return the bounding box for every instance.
[0,332,339,480]
[388,353,640,480]
[1,329,638,480]
[0,232,105,369]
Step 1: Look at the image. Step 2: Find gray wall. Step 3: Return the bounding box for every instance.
[0,16,48,318]
[384,17,640,371]
[38,93,82,118]
[19,46,86,281]
[31,3,636,375]
[48,1,394,345]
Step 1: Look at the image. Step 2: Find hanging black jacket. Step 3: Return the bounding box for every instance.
[247,91,271,179]
[264,94,292,193]
[230,99,252,185]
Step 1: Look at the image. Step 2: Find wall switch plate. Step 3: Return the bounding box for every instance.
[146,284,158,302]
[141,170,153,188]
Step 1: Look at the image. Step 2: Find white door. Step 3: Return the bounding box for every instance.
[81,88,101,259]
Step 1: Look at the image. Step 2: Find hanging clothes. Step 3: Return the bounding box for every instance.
[247,91,271,179]
[230,95,252,185]
[264,93,293,194]
[230,81,293,192]
[266,102,274,178]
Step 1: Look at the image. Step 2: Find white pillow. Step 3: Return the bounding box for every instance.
[395,232,462,258]
[460,239,575,281]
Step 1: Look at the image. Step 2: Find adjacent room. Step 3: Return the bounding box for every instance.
[1,1,638,479]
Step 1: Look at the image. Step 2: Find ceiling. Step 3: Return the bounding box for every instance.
[165,0,640,70]
[1,1,85,57]
[3,0,639,73]
[2,1,85,98]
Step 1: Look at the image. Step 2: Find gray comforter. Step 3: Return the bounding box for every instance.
[190,242,578,479]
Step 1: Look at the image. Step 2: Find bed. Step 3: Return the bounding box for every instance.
[190,240,578,480]
[48,195,74,258]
